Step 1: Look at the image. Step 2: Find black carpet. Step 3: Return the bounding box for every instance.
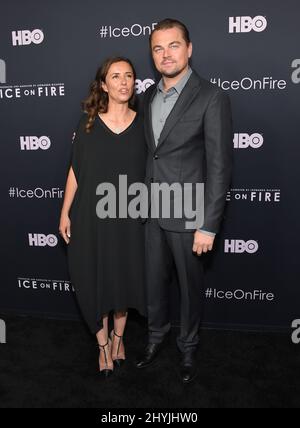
[0,313,299,408]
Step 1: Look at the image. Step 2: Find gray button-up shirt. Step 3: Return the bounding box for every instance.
[151,67,193,147]
[151,68,215,237]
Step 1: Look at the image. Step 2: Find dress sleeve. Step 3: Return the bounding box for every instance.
[70,114,87,183]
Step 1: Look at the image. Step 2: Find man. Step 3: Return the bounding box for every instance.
[136,19,233,383]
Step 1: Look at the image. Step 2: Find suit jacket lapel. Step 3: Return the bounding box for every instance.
[156,72,202,151]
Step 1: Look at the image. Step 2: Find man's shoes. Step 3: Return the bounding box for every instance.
[180,349,198,384]
[136,343,163,369]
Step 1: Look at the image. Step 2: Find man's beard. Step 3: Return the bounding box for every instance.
[161,63,187,79]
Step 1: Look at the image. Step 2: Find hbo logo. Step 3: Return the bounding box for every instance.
[20,136,51,151]
[234,133,264,149]
[12,29,44,46]
[229,16,267,33]
[135,79,155,95]
[225,240,259,254]
[29,234,58,247]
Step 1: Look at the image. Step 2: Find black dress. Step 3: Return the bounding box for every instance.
[68,112,147,334]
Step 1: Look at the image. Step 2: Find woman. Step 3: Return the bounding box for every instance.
[59,57,147,377]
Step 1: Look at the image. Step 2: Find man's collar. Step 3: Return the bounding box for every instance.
[157,67,193,94]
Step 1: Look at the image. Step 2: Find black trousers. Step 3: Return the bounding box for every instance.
[145,219,204,353]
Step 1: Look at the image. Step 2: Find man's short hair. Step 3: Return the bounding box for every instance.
[150,19,191,46]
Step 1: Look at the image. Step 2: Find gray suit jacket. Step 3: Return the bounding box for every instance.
[144,71,233,234]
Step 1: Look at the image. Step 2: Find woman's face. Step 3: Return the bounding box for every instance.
[102,61,135,105]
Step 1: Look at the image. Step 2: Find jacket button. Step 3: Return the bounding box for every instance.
[154,155,159,160]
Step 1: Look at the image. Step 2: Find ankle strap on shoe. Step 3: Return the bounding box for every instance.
[98,340,111,368]
[98,341,109,350]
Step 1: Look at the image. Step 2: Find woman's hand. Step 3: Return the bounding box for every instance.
[59,213,71,244]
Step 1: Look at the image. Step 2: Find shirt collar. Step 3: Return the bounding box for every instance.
[157,67,193,95]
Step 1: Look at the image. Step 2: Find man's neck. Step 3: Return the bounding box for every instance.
[162,65,190,92]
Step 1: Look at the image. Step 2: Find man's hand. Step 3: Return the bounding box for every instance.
[193,231,215,256]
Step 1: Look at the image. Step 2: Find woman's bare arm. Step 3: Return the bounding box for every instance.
[59,167,78,244]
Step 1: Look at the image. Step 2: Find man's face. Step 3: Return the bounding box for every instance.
[151,27,192,78]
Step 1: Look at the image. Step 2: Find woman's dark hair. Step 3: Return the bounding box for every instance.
[82,57,137,133]
[150,19,191,47]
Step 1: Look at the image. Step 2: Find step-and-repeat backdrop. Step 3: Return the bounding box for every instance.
[1,0,299,331]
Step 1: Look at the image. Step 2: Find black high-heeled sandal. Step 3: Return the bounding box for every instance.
[98,339,113,377]
[110,330,126,367]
